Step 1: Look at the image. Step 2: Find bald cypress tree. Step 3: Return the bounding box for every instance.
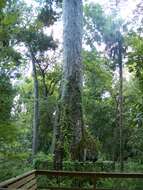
[54,0,84,169]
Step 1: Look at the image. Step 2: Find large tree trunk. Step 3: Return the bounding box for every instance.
[62,0,84,158]
[31,52,39,157]
[54,0,84,169]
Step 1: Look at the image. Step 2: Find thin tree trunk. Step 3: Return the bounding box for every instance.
[51,103,60,155]
[54,0,84,169]
[51,117,57,154]
[118,33,124,171]
[31,52,39,157]
[51,84,62,155]
[41,71,48,97]
[113,96,119,163]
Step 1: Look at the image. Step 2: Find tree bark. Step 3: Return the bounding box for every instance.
[118,32,124,171]
[30,51,40,157]
[54,0,84,168]
[62,0,84,157]
[41,70,48,97]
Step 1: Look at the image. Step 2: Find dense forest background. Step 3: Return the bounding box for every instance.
[0,0,143,188]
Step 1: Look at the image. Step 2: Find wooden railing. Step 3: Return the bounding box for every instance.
[0,170,37,190]
[1,170,143,189]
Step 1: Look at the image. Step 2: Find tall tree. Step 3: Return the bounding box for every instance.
[84,3,126,170]
[15,0,60,155]
[30,48,40,156]
[54,0,84,168]
[117,31,124,171]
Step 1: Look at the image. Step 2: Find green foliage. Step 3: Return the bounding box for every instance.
[38,7,58,26]
[84,2,125,71]
[126,33,143,89]
[0,158,32,182]
[37,0,62,26]
[39,95,58,152]
[34,154,115,171]
[0,0,24,82]
[0,74,14,120]
[83,50,115,159]
[0,73,20,157]
[0,0,6,8]
[84,3,106,44]
[84,3,122,47]
[33,152,53,169]
[124,32,143,160]
[17,29,57,53]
